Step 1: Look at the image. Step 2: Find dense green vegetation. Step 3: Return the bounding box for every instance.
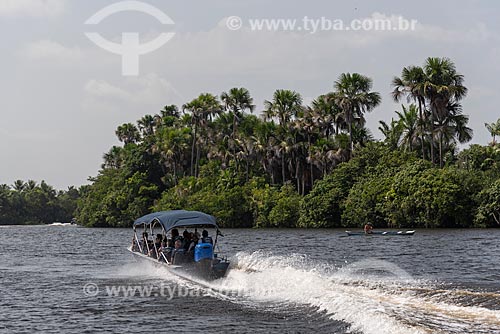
[71,57,500,228]
[0,181,78,225]
[2,57,500,228]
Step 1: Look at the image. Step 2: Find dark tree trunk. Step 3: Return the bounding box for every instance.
[282,154,286,184]
[308,135,314,190]
[430,110,435,165]
[439,131,443,168]
[190,125,197,176]
[418,98,426,160]
[295,157,300,192]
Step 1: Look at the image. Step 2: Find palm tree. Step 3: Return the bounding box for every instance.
[153,127,190,185]
[264,90,303,128]
[253,122,279,184]
[221,87,255,157]
[396,104,419,152]
[221,88,254,129]
[235,136,256,181]
[103,146,124,169]
[156,105,180,128]
[379,118,402,150]
[264,90,303,184]
[311,94,343,137]
[115,123,140,145]
[392,65,427,159]
[137,114,155,137]
[333,73,381,154]
[182,93,222,176]
[434,102,473,167]
[351,125,374,147]
[485,119,500,145]
[12,180,25,192]
[25,180,37,191]
[423,57,468,165]
[294,106,319,189]
[40,181,56,197]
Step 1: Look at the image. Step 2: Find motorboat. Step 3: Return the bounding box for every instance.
[345,230,415,236]
[128,210,230,280]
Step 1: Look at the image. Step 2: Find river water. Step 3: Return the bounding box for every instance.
[0,226,499,333]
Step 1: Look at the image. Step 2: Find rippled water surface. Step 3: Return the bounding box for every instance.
[0,226,499,333]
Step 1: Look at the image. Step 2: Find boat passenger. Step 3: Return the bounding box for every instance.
[171,239,185,263]
[364,222,374,234]
[187,232,199,253]
[131,236,139,252]
[200,230,213,244]
[183,230,192,250]
[168,228,181,247]
[149,234,163,258]
[159,238,172,263]
[141,232,151,254]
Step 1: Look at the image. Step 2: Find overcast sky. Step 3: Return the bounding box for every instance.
[1,0,499,189]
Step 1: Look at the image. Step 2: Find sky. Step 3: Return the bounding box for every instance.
[1,0,499,189]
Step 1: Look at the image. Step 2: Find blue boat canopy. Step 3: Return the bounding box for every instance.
[133,210,218,231]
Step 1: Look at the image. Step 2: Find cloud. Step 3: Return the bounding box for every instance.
[0,0,65,17]
[411,21,491,43]
[24,40,82,62]
[84,79,130,100]
[84,73,185,109]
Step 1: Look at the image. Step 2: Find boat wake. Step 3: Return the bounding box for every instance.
[204,251,500,334]
[121,251,500,334]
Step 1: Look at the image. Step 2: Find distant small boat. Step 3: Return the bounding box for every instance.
[48,222,77,226]
[345,230,415,236]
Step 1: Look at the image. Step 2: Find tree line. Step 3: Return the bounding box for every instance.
[0,180,78,225]
[2,56,500,227]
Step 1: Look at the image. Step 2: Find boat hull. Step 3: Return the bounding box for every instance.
[128,248,229,281]
[345,230,415,236]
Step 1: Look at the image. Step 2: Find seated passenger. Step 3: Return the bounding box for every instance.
[159,240,172,263]
[200,230,213,244]
[141,232,150,254]
[171,239,186,264]
[182,230,192,250]
[187,232,199,253]
[148,234,163,258]
[131,236,139,252]
[168,228,180,247]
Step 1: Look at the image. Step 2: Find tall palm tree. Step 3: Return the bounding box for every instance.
[182,93,222,176]
[115,123,140,145]
[235,136,256,181]
[264,90,303,184]
[333,73,381,153]
[434,102,473,167]
[155,105,180,128]
[221,87,255,157]
[137,114,155,137]
[264,90,303,128]
[392,66,427,159]
[153,127,190,185]
[423,57,468,165]
[311,94,343,137]
[295,106,322,189]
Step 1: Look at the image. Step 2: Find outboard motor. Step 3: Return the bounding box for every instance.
[194,243,213,262]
